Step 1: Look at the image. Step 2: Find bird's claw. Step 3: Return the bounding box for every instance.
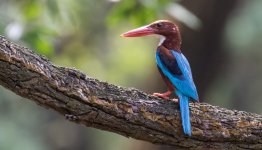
[172,98,179,103]
[153,92,178,103]
[153,92,170,99]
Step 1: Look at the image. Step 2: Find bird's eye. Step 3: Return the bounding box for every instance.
[156,23,163,28]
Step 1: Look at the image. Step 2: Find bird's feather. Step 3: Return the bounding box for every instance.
[156,49,198,136]
[156,50,198,101]
[158,51,183,80]
[177,91,191,136]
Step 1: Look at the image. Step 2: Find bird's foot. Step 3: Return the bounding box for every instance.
[172,98,179,103]
[153,91,172,100]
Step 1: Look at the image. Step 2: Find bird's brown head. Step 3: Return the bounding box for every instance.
[121,20,182,50]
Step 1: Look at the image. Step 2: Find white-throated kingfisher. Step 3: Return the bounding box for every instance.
[121,20,199,136]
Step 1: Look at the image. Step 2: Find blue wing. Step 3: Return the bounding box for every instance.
[157,50,183,79]
[156,50,198,101]
[181,53,193,79]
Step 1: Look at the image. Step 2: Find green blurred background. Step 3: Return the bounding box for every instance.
[0,0,261,149]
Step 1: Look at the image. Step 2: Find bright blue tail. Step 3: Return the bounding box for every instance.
[177,92,191,136]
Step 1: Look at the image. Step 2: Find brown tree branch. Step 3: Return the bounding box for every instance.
[0,36,261,150]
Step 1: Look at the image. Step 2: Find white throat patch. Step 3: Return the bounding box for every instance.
[158,35,166,46]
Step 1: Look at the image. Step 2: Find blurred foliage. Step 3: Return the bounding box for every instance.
[107,0,171,26]
[0,0,262,150]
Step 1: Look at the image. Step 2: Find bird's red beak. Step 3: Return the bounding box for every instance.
[121,25,155,37]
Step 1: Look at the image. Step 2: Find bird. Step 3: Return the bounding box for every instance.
[121,20,199,136]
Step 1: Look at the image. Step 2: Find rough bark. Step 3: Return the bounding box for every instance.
[0,36,261,150]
